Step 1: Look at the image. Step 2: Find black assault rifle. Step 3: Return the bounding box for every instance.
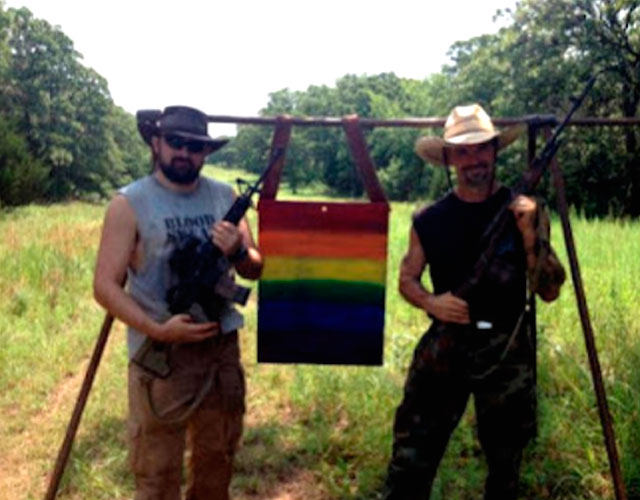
[455,74,597,303]
[132,147,284,377]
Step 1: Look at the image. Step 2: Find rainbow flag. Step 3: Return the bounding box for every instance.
[257,199,389,365]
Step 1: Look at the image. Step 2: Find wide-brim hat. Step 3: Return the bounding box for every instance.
[136,106,229,153]
[415,103,525,165]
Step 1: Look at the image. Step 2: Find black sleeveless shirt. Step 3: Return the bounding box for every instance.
[412,186,527,329]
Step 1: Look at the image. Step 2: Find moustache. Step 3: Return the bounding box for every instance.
[171,158,195,169]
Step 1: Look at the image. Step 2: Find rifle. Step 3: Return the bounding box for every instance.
[455,74,597,303]
[132,146,284,378]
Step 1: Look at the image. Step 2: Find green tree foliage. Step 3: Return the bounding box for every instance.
[213,73,450,200]
[0,5,146,206]
[0,118,47,206]
[2,2,638,215]
[507,0,640,217]
[215,1,639,216]
[106,106,151,188]
[445,0,640,216]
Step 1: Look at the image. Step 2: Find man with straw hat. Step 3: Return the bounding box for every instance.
[382,104,566,499]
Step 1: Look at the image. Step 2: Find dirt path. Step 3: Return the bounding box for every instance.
[248,470,324,500]
[0,327,325,500]
[0,324,121,500]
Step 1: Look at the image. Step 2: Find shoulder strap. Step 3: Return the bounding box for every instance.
[342,115,387,203]
[259,114,388,203]
[260,115,292,201]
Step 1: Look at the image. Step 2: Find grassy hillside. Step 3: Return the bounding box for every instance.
[0,167,638,499]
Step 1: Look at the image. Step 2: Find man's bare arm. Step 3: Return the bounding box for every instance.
[510,195,566,302]
[93,195,218,343]
[210,217,263,280]
[399,228,470,324]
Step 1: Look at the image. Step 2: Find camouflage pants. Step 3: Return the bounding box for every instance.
[128,331,246,500]
[383,320,536,500]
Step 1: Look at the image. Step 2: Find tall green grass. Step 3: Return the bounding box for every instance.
[0,170,638,499]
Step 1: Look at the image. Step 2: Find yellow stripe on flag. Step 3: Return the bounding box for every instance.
[262,256,386,285]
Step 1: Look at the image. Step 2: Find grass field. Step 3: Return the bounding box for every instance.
[0,166,639,499]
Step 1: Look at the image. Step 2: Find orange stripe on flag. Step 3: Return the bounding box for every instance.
[260,230,387,260]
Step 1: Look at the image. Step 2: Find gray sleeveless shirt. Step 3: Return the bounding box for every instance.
[118,175,244,358]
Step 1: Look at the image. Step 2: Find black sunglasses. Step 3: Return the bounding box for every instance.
[163,134,207,154]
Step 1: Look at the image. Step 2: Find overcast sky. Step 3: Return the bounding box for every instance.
[5,0,516,135]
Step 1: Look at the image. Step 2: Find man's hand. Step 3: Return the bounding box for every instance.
[211,221,242,257]
[509,194,537,252]
[398,228,471,324]
[509,195,566,302]
[152,314,219,343]
[426,292,470,324]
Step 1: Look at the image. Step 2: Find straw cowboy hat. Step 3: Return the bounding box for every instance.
[415,104,525,165]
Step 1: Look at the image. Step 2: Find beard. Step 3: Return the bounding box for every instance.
[158,158,201,185]
[460,163,493,189]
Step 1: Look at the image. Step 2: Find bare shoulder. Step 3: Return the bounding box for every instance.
[401,228,428,275]
[103,194,136,230]
[94,194,139,287]
[106,193,134,217]
[98,194,138,251]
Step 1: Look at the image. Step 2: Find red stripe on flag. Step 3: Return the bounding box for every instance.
[258,200,389,233]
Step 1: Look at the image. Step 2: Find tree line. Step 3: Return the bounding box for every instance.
[1,1,638,217]
[214,0,640,217]
[0,4,147,206]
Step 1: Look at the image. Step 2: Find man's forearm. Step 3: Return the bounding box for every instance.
[399,277,432,313]
[517,201,566,301]
[94,281,162,339]
[233,247,263,280]
[525,220,565,301]
[529,246,566,301]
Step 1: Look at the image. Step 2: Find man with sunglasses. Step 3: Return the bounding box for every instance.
[94,106,262,500]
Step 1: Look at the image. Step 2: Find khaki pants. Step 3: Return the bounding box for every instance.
[128,332,245,500]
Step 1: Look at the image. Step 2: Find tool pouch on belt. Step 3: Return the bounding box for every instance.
[135,334,245,424]
[132,338,172,379]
